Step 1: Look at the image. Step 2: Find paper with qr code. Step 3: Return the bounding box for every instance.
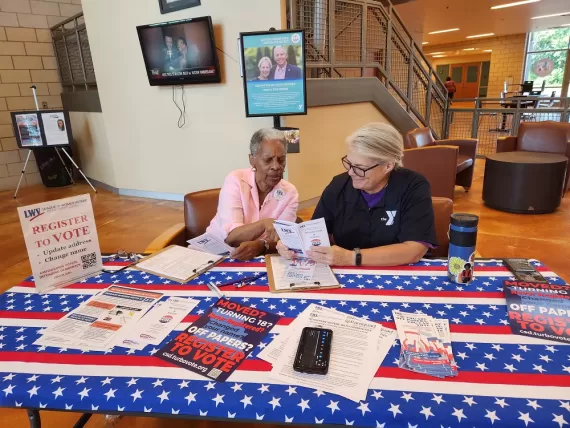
[35,286,163,351]
[17,194,103,293]
[157,298,280,382]
[393,310,458,378]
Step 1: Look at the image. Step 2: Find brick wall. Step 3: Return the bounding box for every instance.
[424,34,527,99]
[0,0,82,191]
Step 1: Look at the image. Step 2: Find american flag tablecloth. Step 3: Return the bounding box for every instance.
[0,257,569,427]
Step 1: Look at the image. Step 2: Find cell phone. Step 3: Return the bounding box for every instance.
[504,258,548,283]
[293,327,333,375]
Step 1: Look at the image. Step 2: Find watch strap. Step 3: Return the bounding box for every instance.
[354,248,362,266]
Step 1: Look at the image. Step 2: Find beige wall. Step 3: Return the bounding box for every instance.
[0,0,80,191]
[69,111,115,186]
[430,54,492,68]
[425,34,526,98]
[285,102,392,202]
[81,0,281,196]
[394,2,424,46]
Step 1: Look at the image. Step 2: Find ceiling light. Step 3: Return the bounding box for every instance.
[532,12,570,19]
[433,55,447,58]
[561,23,570,26]
[466,33,495,38]
[491,0,540,10]
[422,42,429,45]
[484,49,493,52]
[463,48,476,51]
[428,28,460,35]
[428,52,445,55]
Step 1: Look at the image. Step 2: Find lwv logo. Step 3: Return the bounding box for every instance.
[24,208,43,221]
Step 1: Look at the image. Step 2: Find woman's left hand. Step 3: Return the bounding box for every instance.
[231,240,264,261]
[306,245,354,266]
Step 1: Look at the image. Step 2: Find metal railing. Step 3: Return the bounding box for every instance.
[290,0,448,138]
[51,12,96,91]
[446,97,570,157]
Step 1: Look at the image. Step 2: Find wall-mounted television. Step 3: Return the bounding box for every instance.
[239,29,307,117]
[136,16,221,86]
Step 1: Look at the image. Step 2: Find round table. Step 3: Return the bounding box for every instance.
[483,151,568,213]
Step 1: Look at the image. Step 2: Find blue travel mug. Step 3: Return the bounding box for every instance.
[447,214,479,284]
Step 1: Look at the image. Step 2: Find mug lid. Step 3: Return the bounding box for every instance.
[450,213,479,227]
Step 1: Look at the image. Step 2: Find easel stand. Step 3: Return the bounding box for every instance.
[14,86,97,198]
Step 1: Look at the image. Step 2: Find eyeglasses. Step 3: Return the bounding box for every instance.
[341,156,380,177]
[101,250,142,273]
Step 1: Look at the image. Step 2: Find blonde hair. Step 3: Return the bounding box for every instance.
[258,56,272,69]
[346,122,404,168]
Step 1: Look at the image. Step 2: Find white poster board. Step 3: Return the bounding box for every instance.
[18,194,103,293]
[41,111,70,146]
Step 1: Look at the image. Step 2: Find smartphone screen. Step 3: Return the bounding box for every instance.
[293,327,333,375]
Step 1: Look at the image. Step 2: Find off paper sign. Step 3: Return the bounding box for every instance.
[157,298,280,381]
[18,194,102,293]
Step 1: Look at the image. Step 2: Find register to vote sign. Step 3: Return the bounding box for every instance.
[18,194,102,293]
[242,31,305,116]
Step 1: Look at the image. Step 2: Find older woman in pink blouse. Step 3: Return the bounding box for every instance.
[206,128,299,260]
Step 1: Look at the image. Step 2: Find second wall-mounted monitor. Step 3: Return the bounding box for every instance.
[240,29,307,117]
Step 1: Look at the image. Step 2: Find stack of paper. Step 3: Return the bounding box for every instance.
[35,286,199,353]
[187,232,233,256]
[35,286,164,351]
[274,218,330,257]
[393,310,458,378]
[267,256,339,292]
[258,304,396,402]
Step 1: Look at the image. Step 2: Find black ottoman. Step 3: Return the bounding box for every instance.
[483,151,567,213]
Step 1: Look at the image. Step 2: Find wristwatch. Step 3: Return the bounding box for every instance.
[354,248,362,266]
[260,239,270,255]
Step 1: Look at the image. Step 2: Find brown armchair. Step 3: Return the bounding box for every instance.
[403,127,478,200]
[497,121,570,192]
[145,188,221,253]
[431,197,453,258]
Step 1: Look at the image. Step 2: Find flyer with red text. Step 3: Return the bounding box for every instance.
[17,194,102,293]
[504,280,570,344]
[157,299,280,381]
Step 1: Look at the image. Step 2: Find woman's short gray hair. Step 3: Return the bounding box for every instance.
[258,56,272,69]
[346,122,404,168]
[250,128,288,156]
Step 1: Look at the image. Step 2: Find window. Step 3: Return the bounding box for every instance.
[523,28,570,97]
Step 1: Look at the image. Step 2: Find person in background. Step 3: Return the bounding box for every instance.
[163,35,179,70]
[277,123,437,266]
[251,57,272,81]
[269,46,302,80]
[445,76,457,100]
[207,128,299,260]
[177,37,201,69]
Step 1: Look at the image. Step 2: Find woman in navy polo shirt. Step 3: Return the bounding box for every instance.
[277,123,437,266]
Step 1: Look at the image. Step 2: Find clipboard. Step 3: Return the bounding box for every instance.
[134,245,226,284]
[265,254,340,293]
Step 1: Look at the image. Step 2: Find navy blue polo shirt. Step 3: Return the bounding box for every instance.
[312,168,437,250]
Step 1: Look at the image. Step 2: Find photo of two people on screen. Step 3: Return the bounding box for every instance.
[245,45,303,82]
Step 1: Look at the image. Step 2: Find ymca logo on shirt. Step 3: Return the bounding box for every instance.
[382,210,397,226]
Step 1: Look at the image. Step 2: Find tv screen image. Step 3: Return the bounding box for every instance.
[137,16,221,86]
[240,30,307,117]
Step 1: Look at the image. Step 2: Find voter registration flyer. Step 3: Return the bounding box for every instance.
[504,280,570,344]
[157,299,280,382]
[17,194,102,293]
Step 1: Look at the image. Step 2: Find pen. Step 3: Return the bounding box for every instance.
[208,281,226,299]
[217,273,265,288]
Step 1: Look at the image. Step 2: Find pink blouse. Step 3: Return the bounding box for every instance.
[206,168,299,241]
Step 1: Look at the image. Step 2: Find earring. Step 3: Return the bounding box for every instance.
[251,167,257,172]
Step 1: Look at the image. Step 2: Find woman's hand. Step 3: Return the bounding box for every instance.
[230,240,265,261]
[276,240,296,260]
[259,218,278,242]
[306,245,354,266]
